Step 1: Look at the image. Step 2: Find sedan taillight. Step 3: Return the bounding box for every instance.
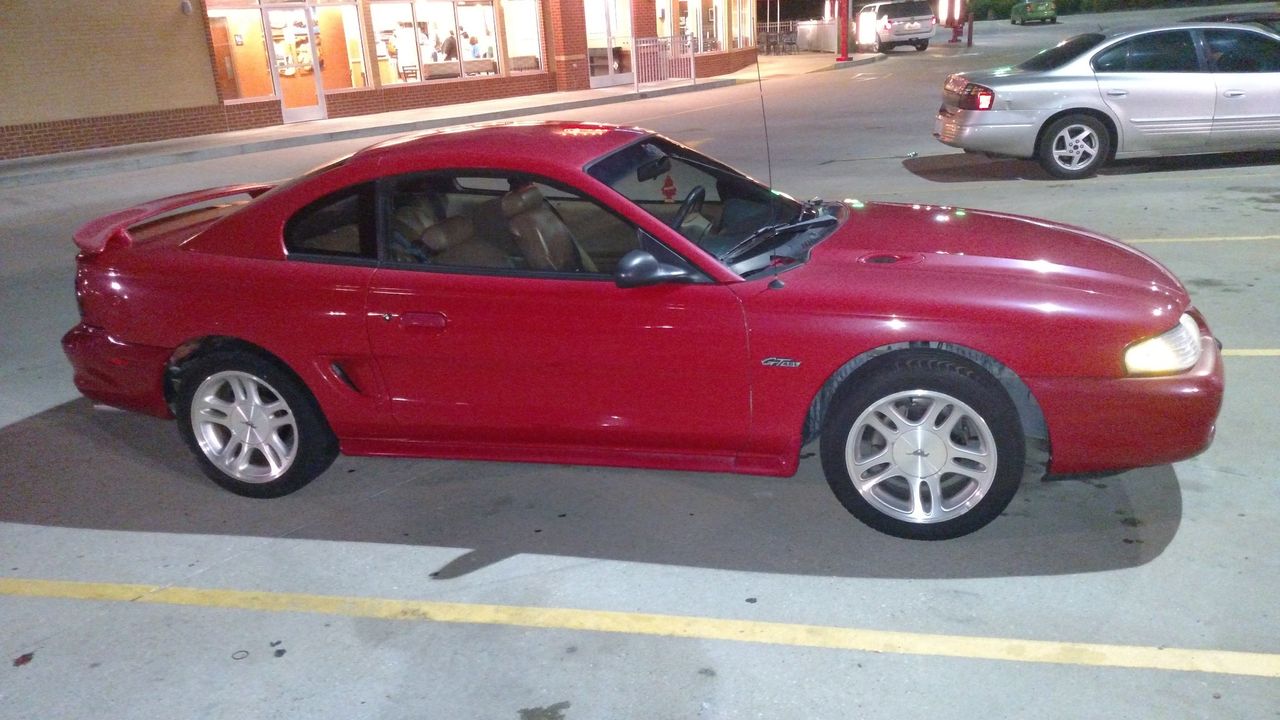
[957,83,995,110]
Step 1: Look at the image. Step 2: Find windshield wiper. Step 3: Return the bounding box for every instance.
[716,216,837,263]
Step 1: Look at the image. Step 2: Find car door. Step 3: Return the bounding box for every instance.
[364,172,753,458]
[1091,29,1214,153]
[1203,28,1280,151]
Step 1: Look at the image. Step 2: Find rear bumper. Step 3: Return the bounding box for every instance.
[934,108,1038,158]
[1030,335,1223,474]
[61,323,173,418]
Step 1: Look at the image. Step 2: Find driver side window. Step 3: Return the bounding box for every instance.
[380,172,644,276]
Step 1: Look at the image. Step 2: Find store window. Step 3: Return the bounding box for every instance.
[315,4,369,89]
[370,0,501,83]
[729,0,753,49]
[209,8,274,100]
[502,0,543,71]
[706,0,724,51]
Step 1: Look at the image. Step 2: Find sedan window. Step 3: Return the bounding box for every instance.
[1092,31,1201,73]
[1205,29,1280,72]
[1017,33,1104,71]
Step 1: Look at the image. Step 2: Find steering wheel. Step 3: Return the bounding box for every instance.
[669,185,705,231]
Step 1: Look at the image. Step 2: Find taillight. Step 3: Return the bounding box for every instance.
[883,18,894,28]
[957,83,995,110]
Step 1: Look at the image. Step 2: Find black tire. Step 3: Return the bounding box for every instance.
[1036,114,1111,180]
[914,40,928,51]
[176,351,337,498]
[874,38,888,53]
[819,352,1024,540]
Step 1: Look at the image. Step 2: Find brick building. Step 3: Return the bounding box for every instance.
[0,0,758,161]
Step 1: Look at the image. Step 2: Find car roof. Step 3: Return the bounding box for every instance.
[1182,11,1280,21]
[1099,20,1279,38]
[348,121,650,174]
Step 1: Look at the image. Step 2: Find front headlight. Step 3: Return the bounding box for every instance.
[1124,313,1202,375]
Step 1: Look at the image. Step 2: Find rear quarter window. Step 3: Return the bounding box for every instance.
[284,183,376,259]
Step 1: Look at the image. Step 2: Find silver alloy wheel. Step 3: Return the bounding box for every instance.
[1049,122,1101,172]
[189,370,299,483]
[843,389,997,524]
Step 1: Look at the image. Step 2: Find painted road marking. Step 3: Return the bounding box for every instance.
[1223,349,1280,357]
[1128,235,1280,244]
[2,577,1278,679]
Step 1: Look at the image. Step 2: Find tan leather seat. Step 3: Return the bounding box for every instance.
[501,185,580,272]
[388,195,441,263]
[420,215,507,268]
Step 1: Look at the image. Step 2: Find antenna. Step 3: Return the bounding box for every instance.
[756,58,772,188]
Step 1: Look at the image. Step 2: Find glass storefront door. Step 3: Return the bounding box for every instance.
[265,6,327,122]
[585,0,632,88]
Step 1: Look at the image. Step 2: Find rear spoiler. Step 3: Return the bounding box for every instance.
[73,183,274,254]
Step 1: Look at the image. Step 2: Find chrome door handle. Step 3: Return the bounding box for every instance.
[1223,90,1245,98]
[1105,89,1128,97]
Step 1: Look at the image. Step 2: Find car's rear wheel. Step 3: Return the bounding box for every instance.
[176,351,337,498]
[1037,114,1110,179]
[819,352,1024,540]
[913,40,928,51]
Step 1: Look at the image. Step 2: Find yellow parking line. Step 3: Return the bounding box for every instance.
[1223,349,1280,357]
[3,577,1278,679]
[1127,235,1280,244]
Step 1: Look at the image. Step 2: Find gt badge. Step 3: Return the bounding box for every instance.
[762,357,801,368]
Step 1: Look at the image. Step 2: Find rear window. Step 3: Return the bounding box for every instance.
[1017,33,1105,71]
[885,1,933,18]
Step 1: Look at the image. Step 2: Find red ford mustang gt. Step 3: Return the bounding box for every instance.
[62,122,1223,540]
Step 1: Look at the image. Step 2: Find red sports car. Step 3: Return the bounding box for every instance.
[62,122,1223,540]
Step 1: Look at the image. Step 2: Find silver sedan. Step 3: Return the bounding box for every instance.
[934,23,1280,178]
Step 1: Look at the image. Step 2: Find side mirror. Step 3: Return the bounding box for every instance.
[615,249,692,288]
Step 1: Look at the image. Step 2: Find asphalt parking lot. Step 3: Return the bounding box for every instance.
[2,5,1278,718]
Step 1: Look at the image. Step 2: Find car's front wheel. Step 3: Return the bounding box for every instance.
[176,351,337,498]
[1037,114,1110,179]
[819,352,1024,540]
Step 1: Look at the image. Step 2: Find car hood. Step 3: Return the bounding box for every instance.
[799,201,1188,308]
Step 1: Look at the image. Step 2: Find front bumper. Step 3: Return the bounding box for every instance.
[934,108,1038,158]
[1029,335,1224,474]
[61,323,173,418]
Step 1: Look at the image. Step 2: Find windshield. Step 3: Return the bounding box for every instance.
[587,137,820,269]
[1017,33,1105,71]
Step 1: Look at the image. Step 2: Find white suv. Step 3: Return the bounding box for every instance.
[857,0,937,52]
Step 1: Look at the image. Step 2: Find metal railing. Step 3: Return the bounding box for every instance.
[633,36,697,88]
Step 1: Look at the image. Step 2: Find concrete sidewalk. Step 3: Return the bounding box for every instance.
[0,51,880,188]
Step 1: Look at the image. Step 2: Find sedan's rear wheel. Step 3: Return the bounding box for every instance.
[820,353,1024,540]
[176,352,337,498]
[1037,114,1110,179]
